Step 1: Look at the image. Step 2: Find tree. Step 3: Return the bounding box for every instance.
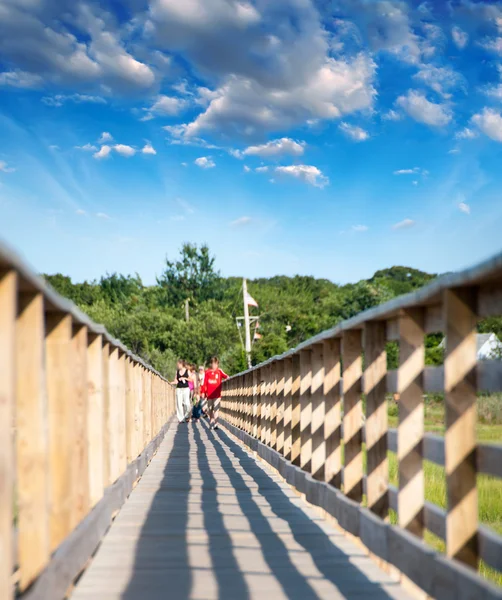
[157,243,221,307]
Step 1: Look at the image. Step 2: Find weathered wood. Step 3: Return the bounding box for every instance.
[444,287,478,568]
[398,308,425,538]
[102,342,111,487]
[364,321,388,518]
[117,352,127,474]
[252,369,259,439]
[310,344,325,481]
[125,357,135,463]
[290,353,301,466]
[299,350,313,473]
[256,368,262,441]
[15,291,50,590]
[269,363,278,449]
[282,357,293,461]
[107,347,121,484]
[71,324,90,529]
[143,366,152,446]
[324,338,342,489]
[0,270,16,600]
[46,313,75,551]
[342,330,363,502]
[275,362,285,454]
[87,334,104,507]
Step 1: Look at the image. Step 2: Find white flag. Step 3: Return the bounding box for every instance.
[245,292,258,308]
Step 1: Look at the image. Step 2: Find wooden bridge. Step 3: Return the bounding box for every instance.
[1,241,502,600]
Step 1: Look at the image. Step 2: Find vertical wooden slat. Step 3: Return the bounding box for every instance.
[270,364,278,449]
[275,362,285,455]
[71,324,90,528]
[300,350,312,473]
[107,347,120,483]
[117,352,127,475]
[364,322,389,518]
[87,333,104,506]
[342,330,363,502]
[311,344,325,481]
[143,367,152,446]
[101,342,111,487]
[398,309,425,537]
[16,291,50,590]
[254,369,261,440]
[0,271,16,599]
[135,364,144,457]
[283,357,293,460]
[290,354,301,466]
[260,368,267,444]
[444,288,478,568]
[46,313,74,550]
[125,358,134,463]
[324,338,342,488]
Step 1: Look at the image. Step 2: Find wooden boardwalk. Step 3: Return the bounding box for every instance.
[71,419,413,600]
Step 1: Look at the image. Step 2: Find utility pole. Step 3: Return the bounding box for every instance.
[242,278,252,368]
[185,298,190,322]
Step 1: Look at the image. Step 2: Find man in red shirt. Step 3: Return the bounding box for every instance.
[201,356,228,430]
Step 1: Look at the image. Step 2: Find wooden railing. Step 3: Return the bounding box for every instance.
[221,252,502,598]
[0,242,175,599]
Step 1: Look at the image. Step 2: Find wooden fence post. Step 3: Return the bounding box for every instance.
[46,313,75,550]
[275,361,285,455]
[342,330,363,502]
[125,357,134,463]
[260,368,268,444]
[364,322,389,518]
[102,342,110,487]
[300,349,313,473]
[290,354,302,466]
[311,344,325,481]
[283,357,293,461]
[87,334,104,506]
[107,347,121,483]
[0,271,16,599]
[398,309,425,537]
[71,324,90,528]
[254,369,261,440]
[117,352,127,474]
[324,338,342,488]
[270,363,278,449]
[444,288,478,568]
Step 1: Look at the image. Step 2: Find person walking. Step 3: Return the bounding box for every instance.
[201,356,228,430]
[170,359,192,424]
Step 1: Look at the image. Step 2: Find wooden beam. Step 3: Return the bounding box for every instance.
[117,352,127,474]
[269,364,278,449]
[45,313,75,551]
[311,344,325,481]
[300,350,313,473]
[101,342,110,487]
[444,287,478,568]
[252,369,259,438]
[282,357,293,460]
[398,308,425,537]
[342,330,363,502]
[324,338,342,489]
[290,354,301,466]
[87,334,104,507]
[0,270,16,600]
[364,322,388,518]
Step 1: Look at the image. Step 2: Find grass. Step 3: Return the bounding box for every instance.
[386,394,502,586]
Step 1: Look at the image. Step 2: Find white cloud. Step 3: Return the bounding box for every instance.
[351,224,368,232]
[114,144,136,157]
[142,142,157,155]
[483,82,502,101]
[230,216,253,227]
[459,202,471,214]
[76,143,98,151]
[99,132,113,143]
[255,166,269,173]
[339,122,369,141]
[0,160,16,173]
[143,95,186,119]
[96,212,111,219]
[452,26,469,49]
[412,65,464,99]
[194,156,215,169]
[448,148,460,154]
[42,94,106,107]
[471,107,502,142]
[455,127,478,140]
[243,165,251,173]
[275,165,329,188]
[392,218,416,230]
[0,70,43,88]
[382,109,402,121]
[93,145,112,159]
[242,138,305,158]
[393,167,428,176]
[396,90,452,127]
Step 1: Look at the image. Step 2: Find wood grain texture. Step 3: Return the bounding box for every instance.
[310,344,325,481]
[290,354,301,467]
[299,350,312,473]
[324,338,342,489]
[87,334,104,507]
[282,357,293,461]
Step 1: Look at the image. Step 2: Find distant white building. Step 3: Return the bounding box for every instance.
[439,333,502,360]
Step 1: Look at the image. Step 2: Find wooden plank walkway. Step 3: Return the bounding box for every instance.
[71,419,414,600]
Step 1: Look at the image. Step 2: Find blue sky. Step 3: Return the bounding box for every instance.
[1,0,502,284]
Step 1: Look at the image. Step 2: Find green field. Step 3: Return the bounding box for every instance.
[387,394,502,586]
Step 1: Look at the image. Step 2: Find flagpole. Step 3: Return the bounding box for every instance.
[243,278,252,368]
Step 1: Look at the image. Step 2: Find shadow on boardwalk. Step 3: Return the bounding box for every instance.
[119,419,408,600]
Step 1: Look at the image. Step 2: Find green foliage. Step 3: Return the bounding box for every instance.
[43,246,501,380]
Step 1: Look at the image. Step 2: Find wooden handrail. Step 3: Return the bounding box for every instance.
[0,241,175,599]
[221,250,502,598]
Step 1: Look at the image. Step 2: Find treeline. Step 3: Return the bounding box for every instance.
[43,244,501,376]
